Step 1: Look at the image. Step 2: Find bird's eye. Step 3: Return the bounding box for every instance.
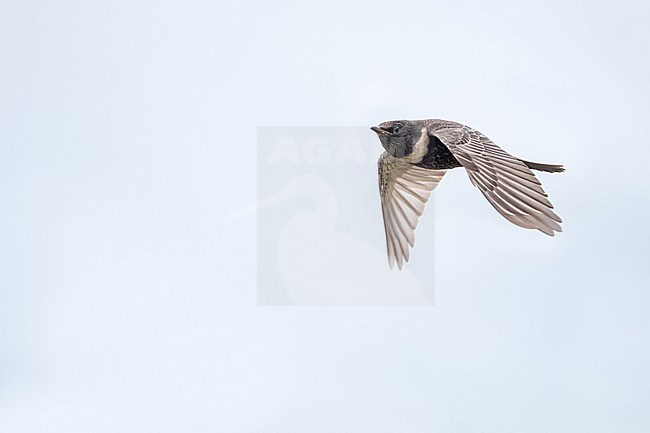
[392,125,401,133]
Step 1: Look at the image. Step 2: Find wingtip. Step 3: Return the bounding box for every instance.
[387,255,404,270]
[537,225,563,236]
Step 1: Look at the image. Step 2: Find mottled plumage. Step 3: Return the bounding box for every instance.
[372,119,565,269]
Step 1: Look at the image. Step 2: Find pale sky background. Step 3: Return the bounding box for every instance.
[1,0,650,432]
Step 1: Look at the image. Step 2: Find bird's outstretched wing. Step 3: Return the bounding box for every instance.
[378,152,446,269]
[428,122,562,235]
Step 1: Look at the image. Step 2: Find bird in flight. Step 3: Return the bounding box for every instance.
[371,119,564,269]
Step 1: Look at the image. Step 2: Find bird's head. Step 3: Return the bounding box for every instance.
[371,120,420,158]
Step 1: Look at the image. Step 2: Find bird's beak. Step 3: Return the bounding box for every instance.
[371,126,389,136]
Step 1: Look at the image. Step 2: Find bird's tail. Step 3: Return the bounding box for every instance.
[521,160,565,173]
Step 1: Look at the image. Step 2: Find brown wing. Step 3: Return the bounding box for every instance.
[378,152,446,269]
[429,123,562,235]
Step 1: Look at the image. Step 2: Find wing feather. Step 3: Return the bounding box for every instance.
[428,122,563,236]
[378,152,446,269]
